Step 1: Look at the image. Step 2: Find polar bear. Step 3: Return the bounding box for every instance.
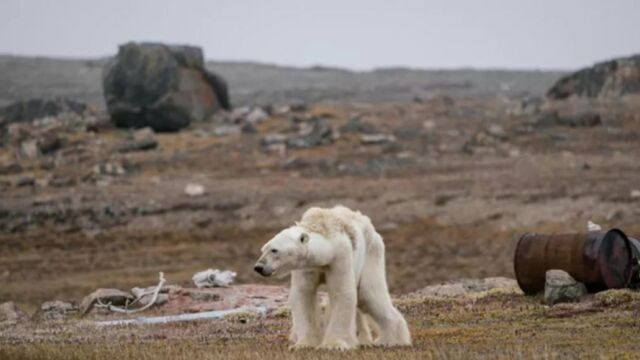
[254,205,411,350]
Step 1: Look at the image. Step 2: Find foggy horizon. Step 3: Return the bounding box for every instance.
[2,0,639,71]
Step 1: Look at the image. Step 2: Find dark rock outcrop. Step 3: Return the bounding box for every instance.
[0,98,87,129]
[103,42,230,132]
[533,111,602,128]
[547,54,640,99]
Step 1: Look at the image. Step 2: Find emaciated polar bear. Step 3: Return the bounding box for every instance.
[254,205,411,350]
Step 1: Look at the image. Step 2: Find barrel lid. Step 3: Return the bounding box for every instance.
[598,229,634,289]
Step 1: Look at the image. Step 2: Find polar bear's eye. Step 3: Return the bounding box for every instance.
[271,249,278,254]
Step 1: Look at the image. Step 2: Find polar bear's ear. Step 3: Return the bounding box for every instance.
[299,233,309,244]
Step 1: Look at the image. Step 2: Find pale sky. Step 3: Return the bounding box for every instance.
[1,0,639,70]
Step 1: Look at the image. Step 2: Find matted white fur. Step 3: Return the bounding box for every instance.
[254,205,412,350]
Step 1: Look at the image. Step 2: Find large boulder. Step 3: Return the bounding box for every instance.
[103,42,230,132]
[547,54,640,99]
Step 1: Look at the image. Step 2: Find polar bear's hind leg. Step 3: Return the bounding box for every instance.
[358,233,412,347]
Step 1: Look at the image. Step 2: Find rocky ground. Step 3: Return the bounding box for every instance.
[3,279,640,359]
[1,54,640,358]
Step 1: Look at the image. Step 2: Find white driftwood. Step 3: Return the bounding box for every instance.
[94,306,267,326]
[96,272,166,314]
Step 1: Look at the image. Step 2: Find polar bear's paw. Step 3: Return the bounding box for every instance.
[317,339,355,351]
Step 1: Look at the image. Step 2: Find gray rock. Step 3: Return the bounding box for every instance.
[37,300,79,320]
[245,108,269,124]
[80,288,135,315]
[118,127,158,152]
[261,133,288,146]
[534,111,602,128]
[360,134,396,145]
[0,301,29,324]
[340,117,377,134]
[544,269,587,306]
[93,162,126,177]
[103,42,230,132]
[287,118,336,148]
[17,140,40,159]
[485,124,508,140]
[211,125,241,136]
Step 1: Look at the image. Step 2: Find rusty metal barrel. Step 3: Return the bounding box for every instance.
[514,229,640,294]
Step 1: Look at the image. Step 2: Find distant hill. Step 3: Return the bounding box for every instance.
[0,55,565,108]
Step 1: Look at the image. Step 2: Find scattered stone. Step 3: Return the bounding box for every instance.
[281,157,311,170]
[273,105,291,115]
[534,111,602,128]
[49,176,75,187]
[544,269,587,306]
[422,120,436,130]
[630,189,640,199]
[287,118,336,148]
[0,301,29,324]
[360,134,396,145]
[37,300,79,321]
[15,176,36,187]
[519,95,545,115]
[229,107,251,123]
[289,102,307,112]
[103,42,230,132]
[93,162,126,177]
[245,108,269,124]
[118,127,158,152]
[185,183,205,197]
[80,288,136,315]
[240,122,257,134]
[261,133,288,147]
[37,134,63,154]
[339,117,377,134]
[485,124,508,140]
[211,125,241,136]
[17,140,40,159]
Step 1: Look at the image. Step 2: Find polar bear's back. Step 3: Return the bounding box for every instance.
[299,205,378,250]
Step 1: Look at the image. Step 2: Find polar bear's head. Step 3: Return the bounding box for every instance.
[254,226,310,277]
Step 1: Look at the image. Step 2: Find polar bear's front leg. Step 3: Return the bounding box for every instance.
[289,270,322,349]
[319,260,358,350]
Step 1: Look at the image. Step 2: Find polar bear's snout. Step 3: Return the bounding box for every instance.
[254,263,272,277]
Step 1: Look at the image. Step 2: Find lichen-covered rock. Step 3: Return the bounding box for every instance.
[0,301,29,324]
[80,288,135,315]
[544,270,587,305]
[547,54,640,99]
[37,300,79,320]
[103,42,230,132]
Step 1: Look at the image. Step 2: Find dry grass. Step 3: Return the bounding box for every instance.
[3,292,640,359]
